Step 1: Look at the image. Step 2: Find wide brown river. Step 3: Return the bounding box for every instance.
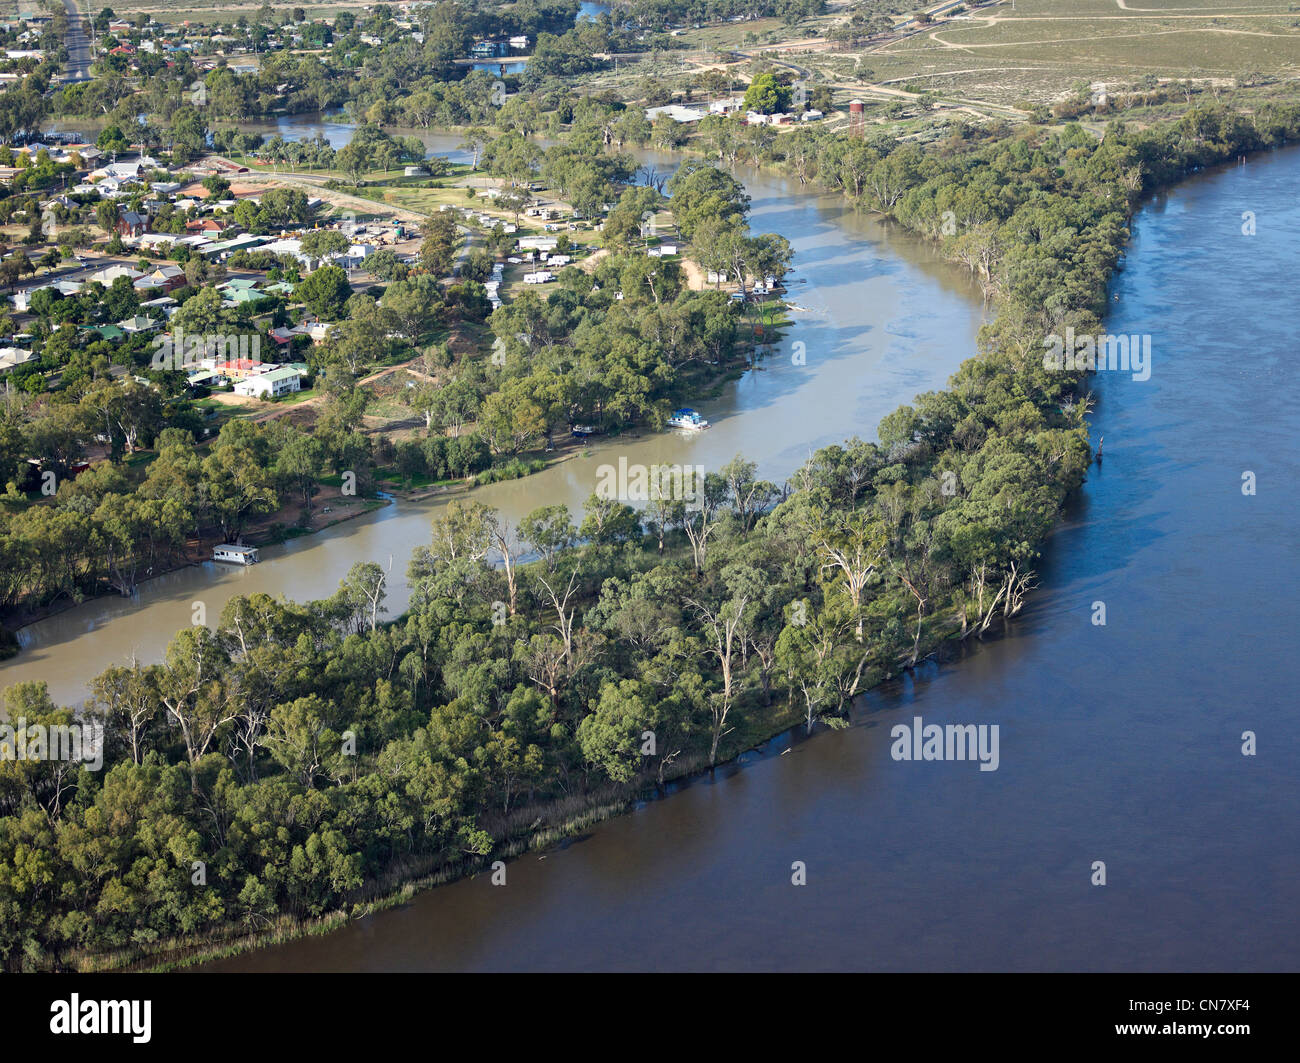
[12,131,1300,971]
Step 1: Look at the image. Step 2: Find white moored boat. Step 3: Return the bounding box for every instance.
[667,408,710,431]
[213,544,260,565]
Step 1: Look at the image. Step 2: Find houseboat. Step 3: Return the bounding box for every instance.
[667,408,710,431]
[213,544,260,565]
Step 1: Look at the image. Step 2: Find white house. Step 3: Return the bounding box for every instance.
[289,321,333,344]
[234,366,301,398]
[138,232,180,251]
[332,243,376,269]
[15,280,84,311]
[12,285,51,313]
[645,104,705,124]
[89,265,144,287]
[95,161,144,181]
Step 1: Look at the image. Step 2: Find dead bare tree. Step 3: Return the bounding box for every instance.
[687,594,750,765]
[817,514,884,642]
[536,568,580,661]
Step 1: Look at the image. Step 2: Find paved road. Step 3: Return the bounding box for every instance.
[59,0,94,84]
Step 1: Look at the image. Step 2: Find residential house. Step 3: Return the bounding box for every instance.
[0,347,36,374]
[213,358,264,380]
[147,265,186,292]
[116,210,147,238]
[234,366,301,398]
[222,285,266,307]
[117,315,161,334]
[138,232,180,253]
[10,278,81,310]
[84,324,125,342]
[11,284,53,313]
[96,161,144,181]
[286,320,332,344]
[88,265,144,287]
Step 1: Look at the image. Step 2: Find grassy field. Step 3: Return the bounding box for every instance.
[848,0,1300,108]
[573,0,1300,120]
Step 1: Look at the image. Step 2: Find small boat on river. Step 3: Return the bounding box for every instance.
[667,408,710,431]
